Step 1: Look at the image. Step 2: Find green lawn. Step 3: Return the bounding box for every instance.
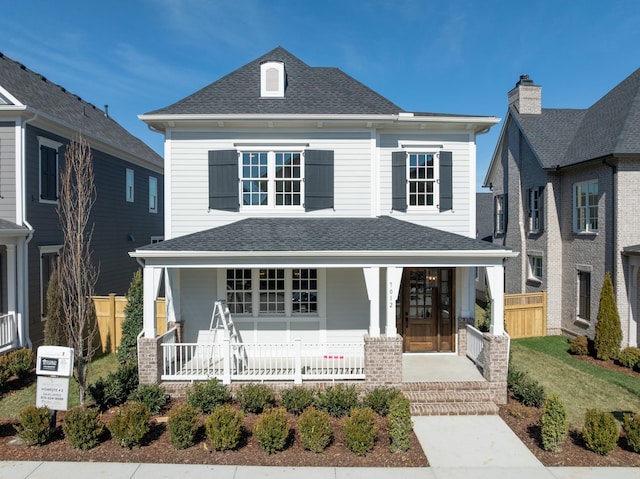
[0,353,119,419]
[510,336,640,428]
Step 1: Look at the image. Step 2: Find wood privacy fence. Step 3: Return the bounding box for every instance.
[504,292,547,339]
[93,294,166,354]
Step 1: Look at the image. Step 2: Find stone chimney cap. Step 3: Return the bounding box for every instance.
[516,74,534,87]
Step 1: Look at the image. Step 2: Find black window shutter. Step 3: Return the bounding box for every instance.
[538,186,544,231]
[208,150,239,211]
[439,151,453,212]
[525,188,531,232]
[493,195,498,236]
[392,151,406,212]
[40,146,57,200]
[305,150,334,211]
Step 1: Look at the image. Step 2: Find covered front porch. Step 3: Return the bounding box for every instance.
[132,217,515,404]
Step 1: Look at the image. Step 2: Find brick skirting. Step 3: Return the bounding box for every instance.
[364,334,403,386]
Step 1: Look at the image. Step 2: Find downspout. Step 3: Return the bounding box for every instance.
[19,112,38,349]
[603,157,618,334]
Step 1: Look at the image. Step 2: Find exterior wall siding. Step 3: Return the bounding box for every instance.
[0,122,16,223]
[24,125,164,344]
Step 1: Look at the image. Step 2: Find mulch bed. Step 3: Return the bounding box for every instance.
[0,400,428,467]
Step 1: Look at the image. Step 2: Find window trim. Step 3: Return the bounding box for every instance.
[38,136,62,204]
[126,168,135,202]
[39,244,62,320]
[406,151,440,210]
[573,180,598,233]
[239,150,305,210]
[149,176,158,213]
[260,61,285,98]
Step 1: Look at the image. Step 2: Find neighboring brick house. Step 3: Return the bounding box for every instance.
[484,71,640,347]
[0,53,164,352]
[132,47,515,398]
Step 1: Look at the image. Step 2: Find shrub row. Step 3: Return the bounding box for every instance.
[0,348,35,389]
[507,367,546,408]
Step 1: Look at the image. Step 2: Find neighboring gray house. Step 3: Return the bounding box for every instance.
[0,53,164,352]
[484,71,640,347]
[475,192,493,305]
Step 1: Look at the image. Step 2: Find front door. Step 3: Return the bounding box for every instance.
[398,268,454,352]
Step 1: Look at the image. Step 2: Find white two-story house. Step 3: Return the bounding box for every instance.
[132,47,515,402]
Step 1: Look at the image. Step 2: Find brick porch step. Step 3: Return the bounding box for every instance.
[401,380,499,416]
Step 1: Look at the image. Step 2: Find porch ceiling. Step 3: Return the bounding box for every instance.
[131,216,515,267]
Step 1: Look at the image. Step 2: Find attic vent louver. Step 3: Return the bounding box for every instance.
[260,61,285,98]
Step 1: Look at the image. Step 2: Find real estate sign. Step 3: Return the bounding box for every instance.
[35,346,74,411]
[36,376,70,410]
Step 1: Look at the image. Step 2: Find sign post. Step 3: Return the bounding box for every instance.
[36,346,74,412]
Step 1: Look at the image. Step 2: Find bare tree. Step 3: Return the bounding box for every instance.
[56,134,99,404]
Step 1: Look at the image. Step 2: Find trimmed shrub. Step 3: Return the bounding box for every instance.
[15,406,52,446]
[117,269,144,365]
[582,409,619,455]
[168,403,199,450]
[316,384,359,418]
[236,383,275,414]
[298,407,332,453]
[540,394,568,452]
[253,407,290,454]
[43,264,66,346]
[128,383,167,415]
[568,335,589,356]
[594,272,622,361]
[108,401,151,449]
[89,362,139,410]
[363,386,402,417]
[343,407,377,456]
[205,404,244,451]
[280,387,316,415]
[507,367,546,407]
[0,355,11,390]
[622,412,640,453]
[616,347,640,369]
[7,348,34,379]
[62,406,104,450]
[388,394,412,452]
[185,378,231,414]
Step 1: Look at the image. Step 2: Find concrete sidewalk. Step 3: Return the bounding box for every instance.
[1,416,638,479]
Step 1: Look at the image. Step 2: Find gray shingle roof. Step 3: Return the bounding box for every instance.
[0,218,28,234]
[0,53,162,167]
[146,46,404,116]
[515,67,640,168]
[140,216,510,253]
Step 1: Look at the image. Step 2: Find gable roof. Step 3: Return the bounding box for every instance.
[146,47,404,116]
[135,216,511,256]
[0,52,162,168]
[511,68,640,169]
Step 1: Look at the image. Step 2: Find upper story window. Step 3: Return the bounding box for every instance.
[528,187,543,233]
[528,255,543,281]
[209,149,333,212]
[126,168,135,202]
[574,181,598,232]
[260,61,285,97]
[494,194,506,235]
[38,137,62,203]
[149,176,158,213]
[392,150,452,212]
[241,151,303,208]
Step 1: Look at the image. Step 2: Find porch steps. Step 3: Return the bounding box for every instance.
[401,380,498,416]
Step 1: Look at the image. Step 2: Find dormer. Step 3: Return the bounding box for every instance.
[260,61,285,98]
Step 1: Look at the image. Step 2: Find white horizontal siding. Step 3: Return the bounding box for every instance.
[0,125,16,222]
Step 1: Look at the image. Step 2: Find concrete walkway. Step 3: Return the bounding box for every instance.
[1,415,638,479]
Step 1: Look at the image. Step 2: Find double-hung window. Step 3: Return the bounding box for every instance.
[408,153,437,207]
[241,151,303,207]
[577,269,591,321]
[149,176,158,213]
[226,268,318,316]
[494,194,506,235]
[126,169,135,202]
[528,255,543,281]
[528,188,542,232]
[574,181,598,232]
[38,137,62,203]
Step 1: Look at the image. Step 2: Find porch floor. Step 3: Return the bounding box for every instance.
[402,354,484,382]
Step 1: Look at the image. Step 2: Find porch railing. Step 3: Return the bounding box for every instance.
[466,324,485,368]
[161,338,365,384]
[0,313,17,351]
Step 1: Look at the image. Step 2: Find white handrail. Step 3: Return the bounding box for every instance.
[466,324,485,367]
[0,313,17,350]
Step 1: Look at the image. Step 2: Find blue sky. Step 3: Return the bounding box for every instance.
[2,0,639,190]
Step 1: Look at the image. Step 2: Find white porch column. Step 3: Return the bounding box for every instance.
[363,267,380,337]
[165,268,181,325]
[143,265,163,338]
[385,267,403,336]
[5,244,16,318]
[457,267,475,319]
[486,265,505,335]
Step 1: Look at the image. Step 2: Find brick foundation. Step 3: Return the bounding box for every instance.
[482,333,509,404]
[137,336,163,384]
[457,317,474,356]
[364,334,403,387]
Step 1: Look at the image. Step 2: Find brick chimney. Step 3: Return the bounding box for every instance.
[508,74,541,115]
